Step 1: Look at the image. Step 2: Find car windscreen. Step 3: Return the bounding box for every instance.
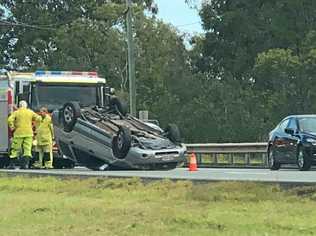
[298,117,316,133]
[31,83,98,111]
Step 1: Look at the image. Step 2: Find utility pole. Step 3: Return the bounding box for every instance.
[126,0,136,116]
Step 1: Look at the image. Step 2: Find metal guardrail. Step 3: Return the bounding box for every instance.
[184,142,268,168]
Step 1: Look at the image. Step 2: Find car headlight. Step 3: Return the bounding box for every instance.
[306,138,316,145]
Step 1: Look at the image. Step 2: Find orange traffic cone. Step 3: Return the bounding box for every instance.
[189,153,198,171]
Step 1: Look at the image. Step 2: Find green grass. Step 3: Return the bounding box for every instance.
[0,175,316,236]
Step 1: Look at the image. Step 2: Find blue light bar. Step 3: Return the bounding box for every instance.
[34,70,98,77]
[35,70,45,76]
[50,71,62,75]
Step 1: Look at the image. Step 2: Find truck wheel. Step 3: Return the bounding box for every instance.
[62,102,81,132]
[0,156,10,168]
[165,124,181,143]
[110,97,128,116]
[112,127,132,159]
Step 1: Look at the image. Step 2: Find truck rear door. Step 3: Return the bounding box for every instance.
[0,73,11,154]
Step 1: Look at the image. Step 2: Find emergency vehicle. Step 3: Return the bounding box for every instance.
[0,70,108,168]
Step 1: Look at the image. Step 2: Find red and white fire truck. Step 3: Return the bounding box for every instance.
[0,70,108,168]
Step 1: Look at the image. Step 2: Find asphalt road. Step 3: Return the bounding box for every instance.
[2,167,316,183]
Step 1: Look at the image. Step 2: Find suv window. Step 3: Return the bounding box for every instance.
[278,119,289,132]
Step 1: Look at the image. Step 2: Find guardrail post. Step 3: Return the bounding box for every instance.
[245,153,250,165]
[214,154,218,164]
[230,153,234,165]
[197,153,202,165]
[262,153,267,167]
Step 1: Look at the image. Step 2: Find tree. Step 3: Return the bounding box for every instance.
[183,0,316,142]
[199,0,316,80]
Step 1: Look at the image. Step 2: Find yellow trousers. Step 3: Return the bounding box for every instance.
[10,136,33,158]
[34,144,53,168]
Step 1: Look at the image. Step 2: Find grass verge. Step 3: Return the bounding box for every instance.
[0,175,316,236]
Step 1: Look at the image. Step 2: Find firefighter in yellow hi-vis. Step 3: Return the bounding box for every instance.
[34,107,54,169]
[7,100,42,169]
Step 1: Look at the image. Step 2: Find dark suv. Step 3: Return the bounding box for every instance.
[267,115,316,171]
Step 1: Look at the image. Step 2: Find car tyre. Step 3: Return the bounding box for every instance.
[110,97,128,116]
[268,146,281,170]
[165,124,181,143]
[297,146,312,171]
[112,127,132,159]
[62,102,81,132]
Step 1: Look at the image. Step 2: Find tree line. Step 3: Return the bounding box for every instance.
[1,0,316,143]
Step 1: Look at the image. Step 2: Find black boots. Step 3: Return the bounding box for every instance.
[7,158,17,169]
[33,152,39,162]
[43,152,50,162]
[19,156,30,169]
[7,157,31,169]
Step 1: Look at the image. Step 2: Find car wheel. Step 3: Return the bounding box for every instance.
[165,124,181,143]
[110,97,128,116]
[112,127,132,159]
[268,147,281,170]
[62,102,81,132]
[297,146,312,171]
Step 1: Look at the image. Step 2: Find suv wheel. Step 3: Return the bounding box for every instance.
[297,146,312,171]
[165,124,181,143]
[62,102,81,132]
[268,147,281,170]
[112,127,132,159]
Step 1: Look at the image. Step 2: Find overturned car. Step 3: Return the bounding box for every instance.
[52,100,186,170]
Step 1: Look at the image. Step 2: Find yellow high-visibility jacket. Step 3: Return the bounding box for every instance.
[8,108,41,137]
[36,115,54,146]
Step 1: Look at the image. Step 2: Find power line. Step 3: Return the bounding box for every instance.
[0,13,127,31]
[0,20,57,30]
[175,21,201,28]
[0,18,203,31]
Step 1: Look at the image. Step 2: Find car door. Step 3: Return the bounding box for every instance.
[273,119,290,162]
[283,118,299,163]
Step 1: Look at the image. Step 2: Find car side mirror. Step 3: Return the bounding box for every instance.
[285,128,295,135]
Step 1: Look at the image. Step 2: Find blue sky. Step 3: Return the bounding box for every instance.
[155,0,203,34]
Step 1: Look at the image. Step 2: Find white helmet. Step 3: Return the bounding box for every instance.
[19,100,28,108]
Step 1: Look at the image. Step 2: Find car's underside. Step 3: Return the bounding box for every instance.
[52,100,186,170]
